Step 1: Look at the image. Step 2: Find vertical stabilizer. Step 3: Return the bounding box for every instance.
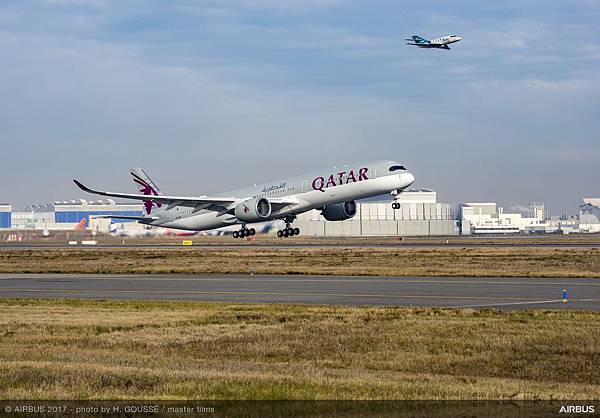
[130,167,162,214]
[412,35,429,44]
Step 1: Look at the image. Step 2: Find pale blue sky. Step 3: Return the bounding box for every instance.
[1,0,599,214]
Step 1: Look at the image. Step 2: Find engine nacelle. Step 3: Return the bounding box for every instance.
[234,197,272,222]
[321,201,357,221]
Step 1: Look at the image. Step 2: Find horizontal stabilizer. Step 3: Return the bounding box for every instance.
[93,215,159,222]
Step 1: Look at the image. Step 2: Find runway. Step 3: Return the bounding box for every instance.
[0,274,599,310]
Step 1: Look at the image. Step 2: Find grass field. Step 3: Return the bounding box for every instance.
[1,246,599,277]
[3,232,600,246]
[0,299,598,399]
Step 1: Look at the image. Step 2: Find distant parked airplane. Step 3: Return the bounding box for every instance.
[74,161,415,239]
[41,218,87,238]
[406,34,462,50]
[74,218,87,231]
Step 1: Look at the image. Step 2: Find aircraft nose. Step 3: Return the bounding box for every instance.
[402,172,415,187]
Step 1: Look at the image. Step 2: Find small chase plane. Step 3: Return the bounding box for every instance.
[406,34,462,50]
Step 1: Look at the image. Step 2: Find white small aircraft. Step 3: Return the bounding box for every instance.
[74,160,415,239]
[406,34,462,50]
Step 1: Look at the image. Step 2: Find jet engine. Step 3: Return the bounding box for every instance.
[234,197,272,223]
[321,201,357,221]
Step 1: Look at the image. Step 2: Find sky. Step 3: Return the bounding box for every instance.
[1,0,599,214]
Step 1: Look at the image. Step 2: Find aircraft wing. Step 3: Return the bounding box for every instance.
[74,180,299,214]
[74,180,239,210]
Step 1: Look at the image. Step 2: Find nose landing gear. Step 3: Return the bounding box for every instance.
[391,190,402,210]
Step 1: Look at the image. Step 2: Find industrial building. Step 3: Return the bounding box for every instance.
[2,193,599,237]
[2,190,461,237]
[460,202,548,234]
[580,198,600,233]
[10,200,143,230]
[295,189,460,236]
[0,204,11,229]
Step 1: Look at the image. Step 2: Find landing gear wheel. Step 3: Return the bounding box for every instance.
[283,229,289,237]
[392,202,401,210]
[277,230,283,238]
[293,227,300,236]
[234,228,253,239]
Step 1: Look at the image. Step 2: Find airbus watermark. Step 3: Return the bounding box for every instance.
[559,405,596,414]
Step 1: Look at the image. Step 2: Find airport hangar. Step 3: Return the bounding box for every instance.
[3,191,460,237]
[1,191,599,236]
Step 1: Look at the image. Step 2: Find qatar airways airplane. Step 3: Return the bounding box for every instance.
[73,161,415,238]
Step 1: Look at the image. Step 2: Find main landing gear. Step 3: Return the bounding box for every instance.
[277,227,300,238]
[233,227,255,239]
[277,216,299,238]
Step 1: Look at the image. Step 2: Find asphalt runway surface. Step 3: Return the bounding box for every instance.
[1,274,599,310]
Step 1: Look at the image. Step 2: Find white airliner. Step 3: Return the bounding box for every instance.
[406,34,462,50]
[74,161,415,238]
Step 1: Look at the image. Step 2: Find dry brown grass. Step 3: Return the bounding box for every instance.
[0,299,598,399]
[1,247,599,277]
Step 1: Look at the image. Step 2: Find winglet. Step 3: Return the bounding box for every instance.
[73,179,90,192]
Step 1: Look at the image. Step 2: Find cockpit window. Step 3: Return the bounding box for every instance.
[389,165,406,171]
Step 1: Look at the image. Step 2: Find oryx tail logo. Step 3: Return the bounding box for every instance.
[131,169,162,215]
